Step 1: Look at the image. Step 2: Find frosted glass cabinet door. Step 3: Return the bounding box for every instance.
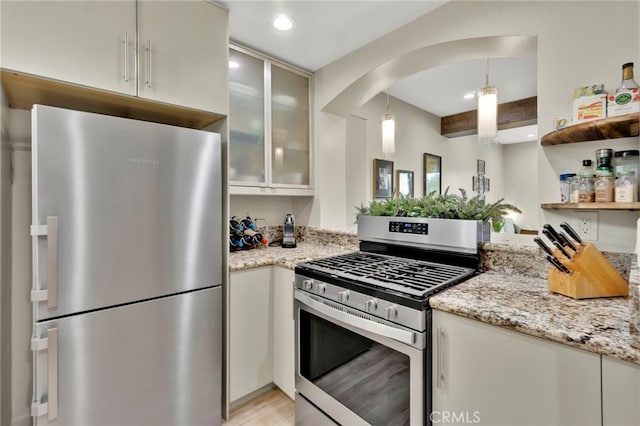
[271,65,310,186]
[229,49,266,184]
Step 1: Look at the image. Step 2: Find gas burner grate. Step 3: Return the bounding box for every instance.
[298,252,475,298]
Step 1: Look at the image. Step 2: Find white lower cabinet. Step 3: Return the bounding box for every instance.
[602,355,640,426]
[432,310,601,426]
[229,266,295,404]
[229,267,273,403]
[272,267,296,399]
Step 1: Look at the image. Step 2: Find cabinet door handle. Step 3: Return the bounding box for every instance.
[436,327,445,389]
[145,40,152,88]
[123,32,129,82]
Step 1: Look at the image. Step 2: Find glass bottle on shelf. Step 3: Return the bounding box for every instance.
[617,62,639,92]
[578,159,595,203]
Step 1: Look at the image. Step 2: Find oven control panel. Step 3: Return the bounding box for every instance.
[388,221,429,235]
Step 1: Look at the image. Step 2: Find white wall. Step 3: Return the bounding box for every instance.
[0,98,32,426]
[347,92,507,211]
[312,0,640,252]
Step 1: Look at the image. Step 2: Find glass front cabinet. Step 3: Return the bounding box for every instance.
[229,46,312,194]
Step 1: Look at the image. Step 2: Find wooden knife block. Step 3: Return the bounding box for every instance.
[547,242,628,299]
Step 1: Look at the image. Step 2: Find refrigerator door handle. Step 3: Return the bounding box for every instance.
[47,216,58,309]
[30,216,58,309]
[47,327,59,420]
[31,328,59,420]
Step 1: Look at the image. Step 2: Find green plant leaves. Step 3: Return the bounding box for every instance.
[357,188,521,222]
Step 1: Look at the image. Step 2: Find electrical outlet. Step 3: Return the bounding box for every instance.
[574,211,598,241]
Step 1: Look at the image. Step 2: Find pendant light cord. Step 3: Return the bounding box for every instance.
[485,58,490,87]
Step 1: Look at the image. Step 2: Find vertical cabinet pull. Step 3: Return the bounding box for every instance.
[123,32,129,82]
[436,327,445,389]
[47,216,58,309]
[146,40,152,88]
[48,328,59,420]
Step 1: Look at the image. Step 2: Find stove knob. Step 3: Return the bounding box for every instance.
[315,283,326,294]
[385,305,398,320]
[302,279,313,291]
[338,290,350,303]
[365,299,378,313]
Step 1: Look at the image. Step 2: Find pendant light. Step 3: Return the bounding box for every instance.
[381,90,395,154]
[477,59,498,143]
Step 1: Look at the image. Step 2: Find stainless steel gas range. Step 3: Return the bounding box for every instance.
[294,216,489,426]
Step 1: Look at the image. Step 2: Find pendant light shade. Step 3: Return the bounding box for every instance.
[381,91,396,154]
[477,60,498,143]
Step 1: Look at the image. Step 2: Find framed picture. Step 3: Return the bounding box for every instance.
[395,170,414,198]
[423,153,442,196]
[373,158,394,198]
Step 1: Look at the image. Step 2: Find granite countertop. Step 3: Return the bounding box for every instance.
[228,228,639,365]
[229,242,355,271]
[430,271,640,366]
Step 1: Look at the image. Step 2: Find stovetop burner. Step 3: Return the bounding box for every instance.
[296,251,475,299]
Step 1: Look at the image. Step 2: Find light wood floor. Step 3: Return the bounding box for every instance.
[224,388,294,426]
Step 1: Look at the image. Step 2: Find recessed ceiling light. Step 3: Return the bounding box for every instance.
[463,92,476,100]
[228,60,239,69]
[528,133,536,138]
[273,14,294,31]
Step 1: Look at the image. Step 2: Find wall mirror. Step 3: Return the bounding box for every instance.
[423,153,441,196]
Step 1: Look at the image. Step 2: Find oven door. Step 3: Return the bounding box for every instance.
[294,289,427,426]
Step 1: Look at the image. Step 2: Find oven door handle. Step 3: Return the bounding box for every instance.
[296,291,416,345]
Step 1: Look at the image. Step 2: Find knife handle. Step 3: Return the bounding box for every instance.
[546,255,570,273]
[558,232,577,252]
[533,237,554,257]
[560,222,584,245]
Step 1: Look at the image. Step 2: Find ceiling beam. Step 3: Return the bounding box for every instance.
[441,96,537,138]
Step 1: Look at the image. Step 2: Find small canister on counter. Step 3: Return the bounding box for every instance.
[615,171,638,202]
[560,173,576,203]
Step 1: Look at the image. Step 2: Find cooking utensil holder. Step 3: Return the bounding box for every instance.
[547,242,628,299]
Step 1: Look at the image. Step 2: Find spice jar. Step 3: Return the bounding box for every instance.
[560,173,576,203]
[615,171,638,202]
[569,176,580,203]
[578,175,595,202]
[596,148,613,175]
[595,172,615,202]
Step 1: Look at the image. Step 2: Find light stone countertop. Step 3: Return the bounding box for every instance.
[228,231,639,365]
[429,271,640,366]
[229,242,355,272]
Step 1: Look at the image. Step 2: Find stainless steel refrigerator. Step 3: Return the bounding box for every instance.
[29,105,222,425]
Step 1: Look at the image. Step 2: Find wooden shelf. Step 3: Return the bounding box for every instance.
[541,202,640,210]
[1,69,226,130]
[540,112,639,146]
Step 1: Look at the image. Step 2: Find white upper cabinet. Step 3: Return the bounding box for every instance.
[136,1,227,113]
[229,46,312,195]
[1,0,228,115]
[1,1,137,96]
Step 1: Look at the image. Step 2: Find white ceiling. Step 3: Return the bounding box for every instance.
[221,0,538,142]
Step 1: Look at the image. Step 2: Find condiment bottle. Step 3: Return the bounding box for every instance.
[569,176,580,203]
[617,62,640,92]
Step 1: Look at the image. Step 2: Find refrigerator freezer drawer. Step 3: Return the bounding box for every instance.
[33,286,222,426]
[32,105,222,321]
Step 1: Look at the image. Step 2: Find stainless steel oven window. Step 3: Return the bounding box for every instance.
[295,293,425,426]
